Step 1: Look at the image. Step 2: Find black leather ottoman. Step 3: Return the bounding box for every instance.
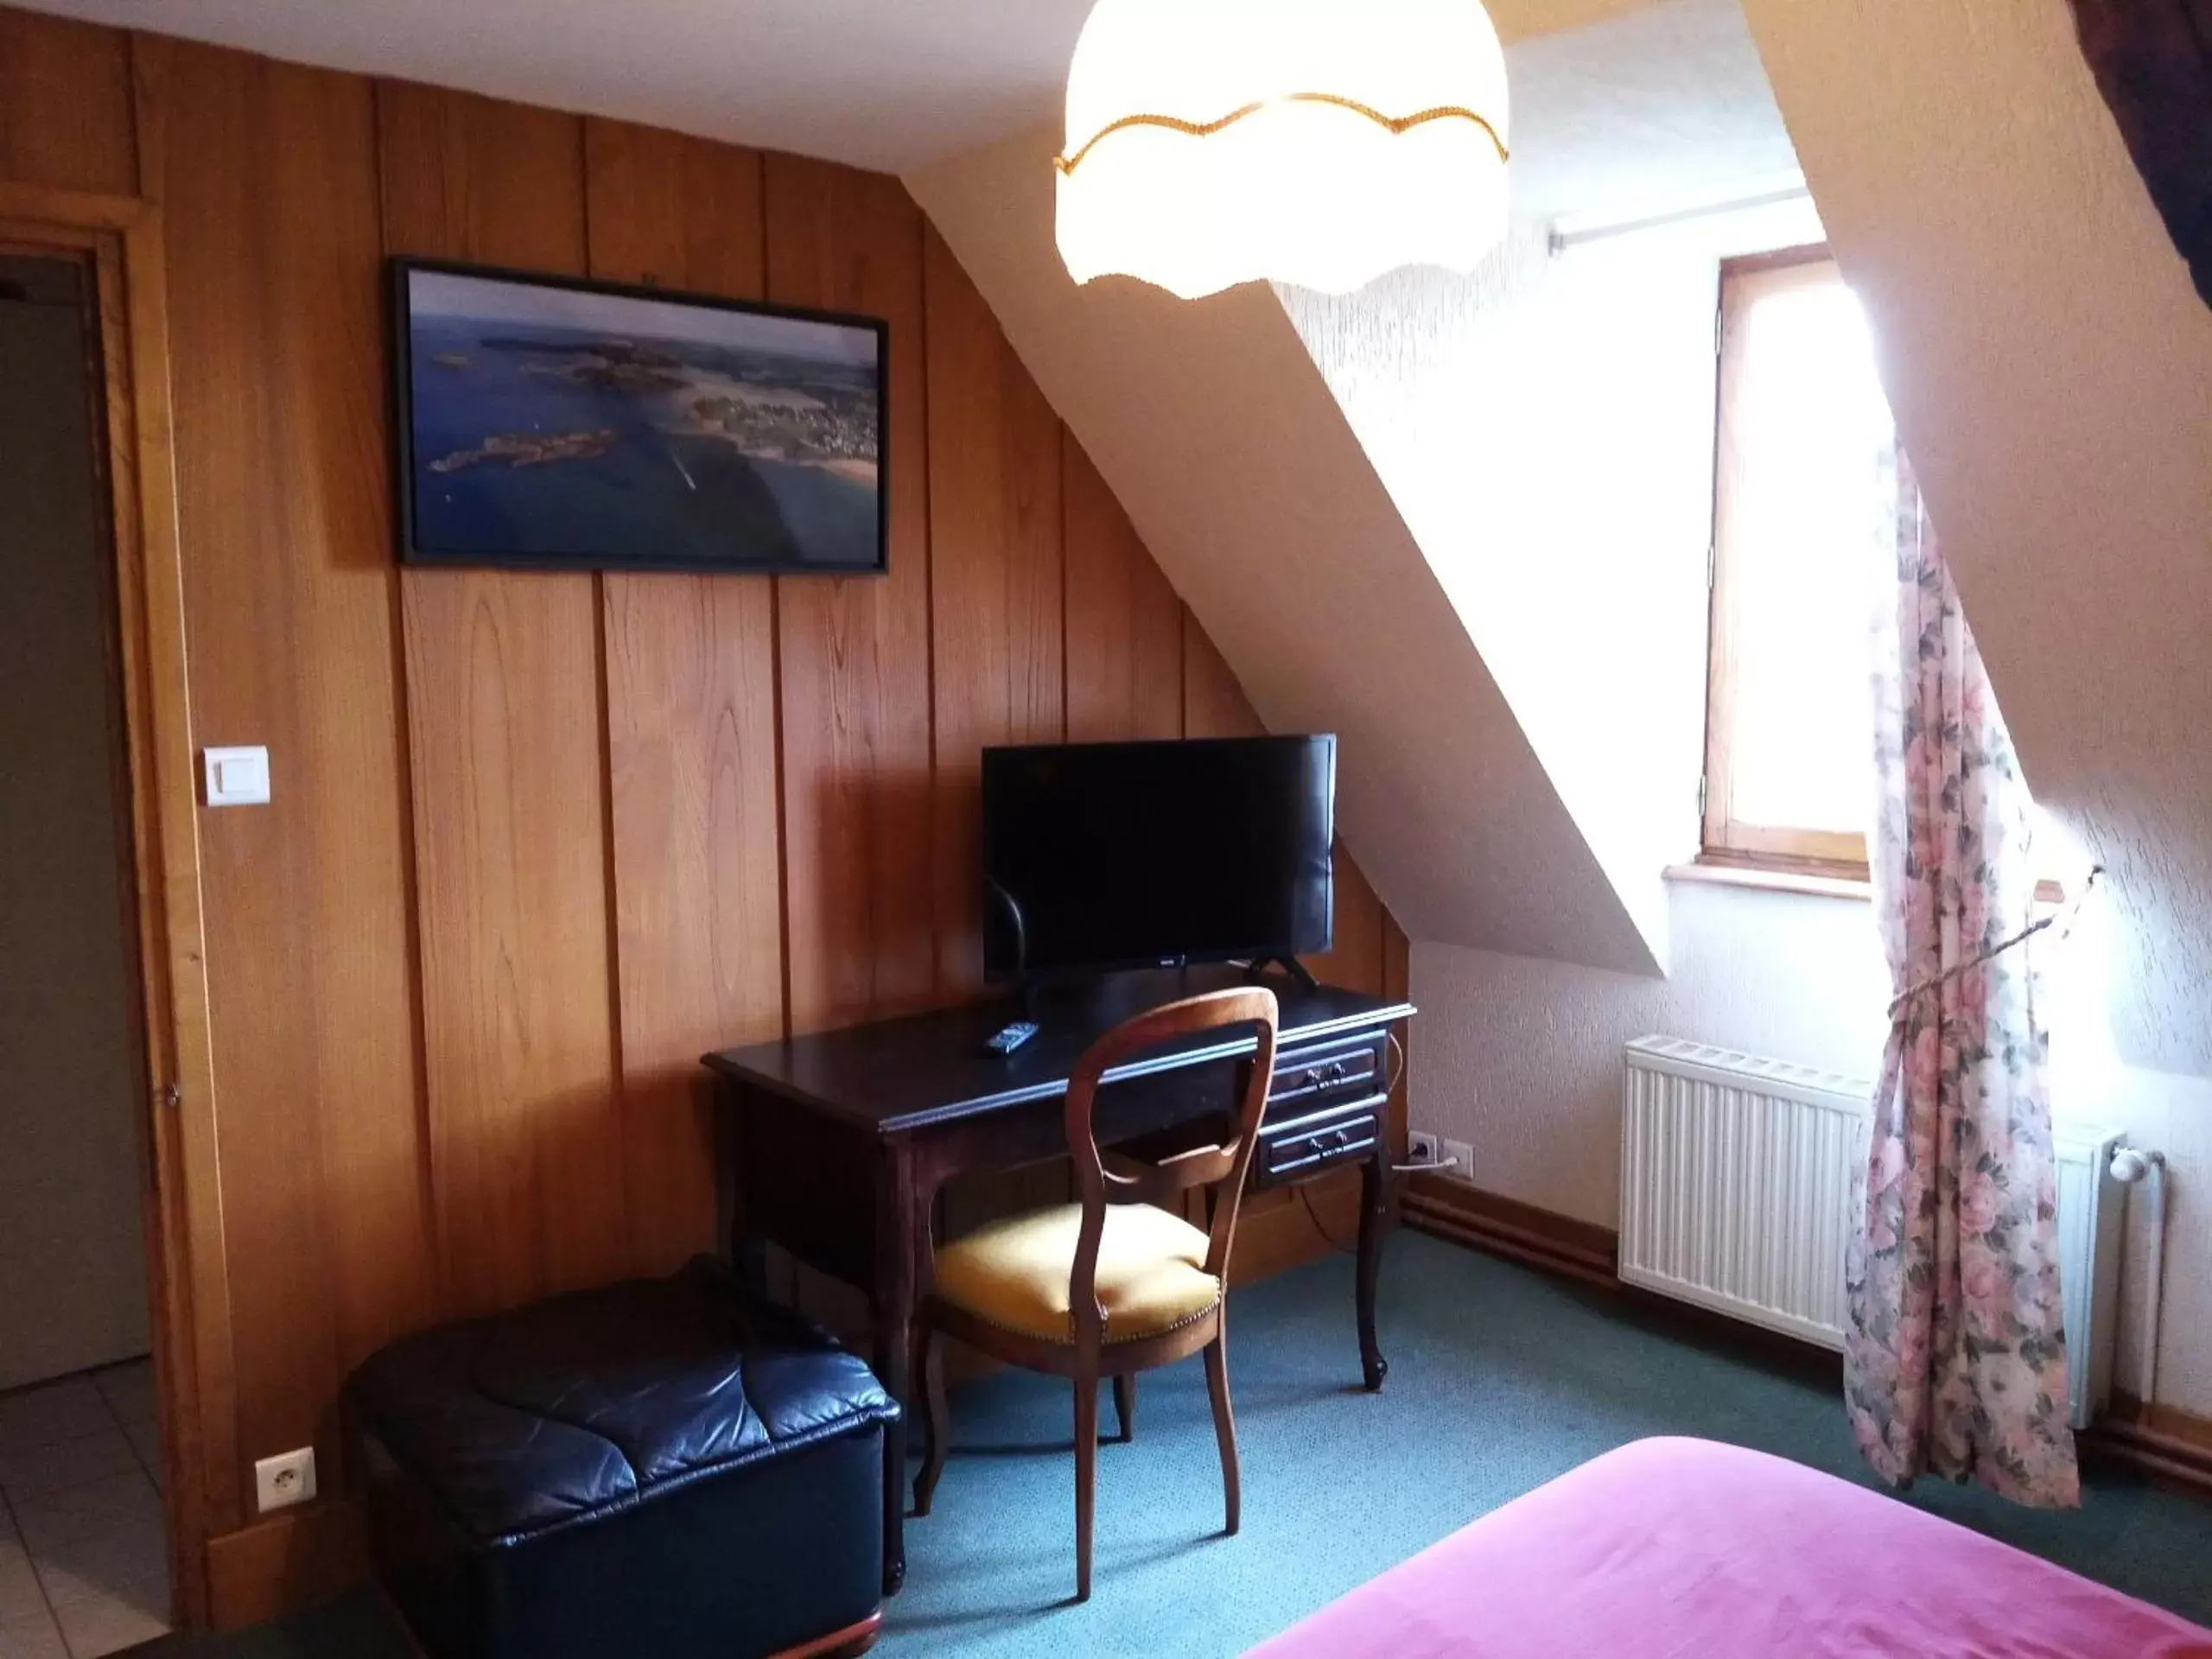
[346,1260,897,1659]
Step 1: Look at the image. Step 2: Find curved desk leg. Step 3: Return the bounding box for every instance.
[1357,1140,1395,1391]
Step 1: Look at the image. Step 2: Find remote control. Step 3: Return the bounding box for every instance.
[982,1020,1039,1057]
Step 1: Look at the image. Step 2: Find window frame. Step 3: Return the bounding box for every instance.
[1700,242,1874,885]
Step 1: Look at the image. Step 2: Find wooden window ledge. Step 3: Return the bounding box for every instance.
[1665,861,1872,902]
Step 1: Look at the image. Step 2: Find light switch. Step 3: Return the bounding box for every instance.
[203,745,271,807]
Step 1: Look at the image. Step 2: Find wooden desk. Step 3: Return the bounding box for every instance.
[703,963,1415,1595]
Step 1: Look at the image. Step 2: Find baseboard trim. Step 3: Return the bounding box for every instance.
[1402,1181,1829,1387]
[206,1496,370,1632]
[1407,1178,2212,1504]
[2083,1397,2212,1498]
[1402,1174,1618,1290]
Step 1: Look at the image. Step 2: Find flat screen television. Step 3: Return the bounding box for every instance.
[982,735,1336,982]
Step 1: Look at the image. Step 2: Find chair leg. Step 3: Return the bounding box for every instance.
[914,1319,949,1518]
[1072,1373,1098,1603]
[1205,1335,1240,1537]
[1112,1372,1135,1443]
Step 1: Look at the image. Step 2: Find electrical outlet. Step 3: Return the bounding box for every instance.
[254,1446,317,1514]
[1408,1130,1440,1166]
[1440,1138,1475,1182]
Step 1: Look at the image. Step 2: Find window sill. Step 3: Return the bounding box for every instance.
[1665,861,1872,902]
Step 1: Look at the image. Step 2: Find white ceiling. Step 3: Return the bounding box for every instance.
[1506,0,1796,221]
[18,0,1669,174]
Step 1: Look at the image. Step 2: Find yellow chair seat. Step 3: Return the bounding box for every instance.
[933,1201,1222,1345]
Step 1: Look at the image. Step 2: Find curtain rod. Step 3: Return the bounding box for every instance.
[1548,171,1811,255]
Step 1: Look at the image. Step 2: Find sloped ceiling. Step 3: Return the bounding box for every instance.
[908,129,1656,972]
[907,0,1800,976]
[1271,0,1805,965]
[1738,0,2212,1071]
[1504,0,1798,219]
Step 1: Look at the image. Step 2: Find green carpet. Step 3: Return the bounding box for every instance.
[152,1232,2212,1656]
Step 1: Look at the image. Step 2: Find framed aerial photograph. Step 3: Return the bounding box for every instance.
[390,258,888,574]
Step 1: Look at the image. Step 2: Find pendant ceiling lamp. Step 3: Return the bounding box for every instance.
[1056,0,1511,300]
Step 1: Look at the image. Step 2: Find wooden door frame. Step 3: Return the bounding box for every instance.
[0,181,232,1632]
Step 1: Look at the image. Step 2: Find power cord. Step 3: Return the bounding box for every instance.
[1296,1029,1425,1254]
[1294,1180,1361,1254]
[1378,1028,1463,1176]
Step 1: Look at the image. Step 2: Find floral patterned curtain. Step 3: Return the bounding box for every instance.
[1844,461,2081,1509]
[2069,0,2212,308]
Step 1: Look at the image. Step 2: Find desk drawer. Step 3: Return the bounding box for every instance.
[1108,1029,1391,1191]
[1255,1097,1381,1186]
[1268,1033,1385,1114]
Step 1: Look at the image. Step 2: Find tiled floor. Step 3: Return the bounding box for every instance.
[0,1362,168,1658]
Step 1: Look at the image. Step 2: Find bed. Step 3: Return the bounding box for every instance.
[1245,1438,2212,1658]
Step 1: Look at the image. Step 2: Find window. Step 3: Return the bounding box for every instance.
[1701,247,1897,880]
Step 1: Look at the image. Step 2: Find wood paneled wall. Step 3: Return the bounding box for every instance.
[0,2,1408,1582]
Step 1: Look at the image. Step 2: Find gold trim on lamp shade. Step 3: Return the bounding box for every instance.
[1055,92,1510,176]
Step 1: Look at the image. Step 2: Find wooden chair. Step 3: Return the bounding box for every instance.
[912,986,1281,1603]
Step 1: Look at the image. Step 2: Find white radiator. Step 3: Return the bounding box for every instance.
[1618,1036,2123,1429]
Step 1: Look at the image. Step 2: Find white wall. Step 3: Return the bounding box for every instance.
[1416,884,1889,1219]
[1280,194,1823,967]
[907,128,1660,976]
[1417,893,2212,1418]
[2041,889,2212,1417]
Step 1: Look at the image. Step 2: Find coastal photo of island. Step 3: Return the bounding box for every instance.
[394,261,886,572]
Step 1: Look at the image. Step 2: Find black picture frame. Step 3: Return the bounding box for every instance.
[389,257,891,575]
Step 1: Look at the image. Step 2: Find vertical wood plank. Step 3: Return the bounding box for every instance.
[584,121,782,1273]
[582,119,765,299]
[764,154,936,1033]
[1306,849,1386,995]
[137,38,432,1522]
[378,81,627,1317]
[1182,607,1266,740]
[917,226,1068,1233]
[923,225,1065,997]
[0,10,136,194]
[1064,437,1182,743]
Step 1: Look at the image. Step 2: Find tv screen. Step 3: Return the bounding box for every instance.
[391,258,888,574]
[982,736,1336,982]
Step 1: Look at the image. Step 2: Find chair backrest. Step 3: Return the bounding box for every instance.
[1062,987,1280,1348]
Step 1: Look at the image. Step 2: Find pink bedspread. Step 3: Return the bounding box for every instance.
[1246,1438,2212,1658]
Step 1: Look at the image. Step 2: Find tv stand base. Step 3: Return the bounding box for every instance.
[1247,956,1319,993]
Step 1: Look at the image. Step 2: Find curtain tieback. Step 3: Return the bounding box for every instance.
[1885,867,2105,1019]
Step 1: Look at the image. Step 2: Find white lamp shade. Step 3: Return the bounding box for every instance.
[1058,0,1510,299]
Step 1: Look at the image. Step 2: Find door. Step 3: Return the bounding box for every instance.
[0,250,152,1390]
